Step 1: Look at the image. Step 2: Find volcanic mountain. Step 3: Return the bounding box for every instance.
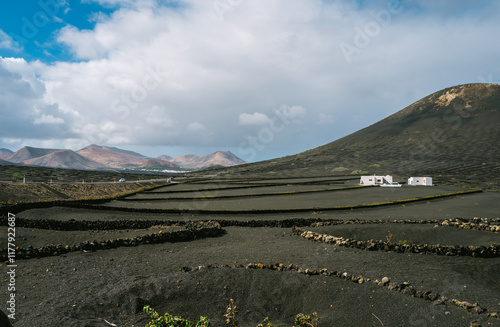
[0,159,15,166]
[77,144,148,168]
[223,83,500,189]
[5,146,104,170]
[0,148,13,160]
[138,159,179,169]
[23,150,105,169]
[6,146,60,164]
[157,154,174,162]
[170,151,246,169]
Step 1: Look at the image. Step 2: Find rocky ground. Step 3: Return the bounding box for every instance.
[0,181,168,203]
[0,175,499,327]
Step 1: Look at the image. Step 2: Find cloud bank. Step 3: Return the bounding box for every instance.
[1,0,499,161]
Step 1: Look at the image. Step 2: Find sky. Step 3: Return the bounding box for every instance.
[0,0,499,162]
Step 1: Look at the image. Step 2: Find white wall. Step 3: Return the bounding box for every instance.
[408,177,432,186]
[360,175,393,185]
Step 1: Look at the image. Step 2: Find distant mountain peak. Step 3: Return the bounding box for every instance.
[139,158,179,169]
[170,151,245,169]
[78,144,149,160]
[2,144,246,170]
[77,144,148,168]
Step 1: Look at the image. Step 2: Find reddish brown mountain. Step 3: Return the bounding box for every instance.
[138,159,179,169]
[170,151,245,169]
[5,146,104,169]
[157,154,174,161]
[77,144,148,168]
[23,150,105,169]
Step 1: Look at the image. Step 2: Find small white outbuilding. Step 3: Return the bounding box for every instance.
[360,175,393,185]
[408,177,433,186]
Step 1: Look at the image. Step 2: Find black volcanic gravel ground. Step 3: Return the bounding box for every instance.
[1,177,499,327]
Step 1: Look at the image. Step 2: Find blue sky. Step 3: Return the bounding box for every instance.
[1,0,499,162]
[0,1,112,62]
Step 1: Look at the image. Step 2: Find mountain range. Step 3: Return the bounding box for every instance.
[2,83,498,186]
[2,145,245,171]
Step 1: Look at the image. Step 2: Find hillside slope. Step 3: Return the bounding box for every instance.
[6,146,60,163]
[77,144,148,168]
[0,148,13,160]
[157,154,174,161]
[222,83,500,188]
[23,150,105,170]
[200,151,246,168]
[171,151,246,169]
[138,158,179,169]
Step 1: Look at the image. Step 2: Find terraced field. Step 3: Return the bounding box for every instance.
[1,176,499,326]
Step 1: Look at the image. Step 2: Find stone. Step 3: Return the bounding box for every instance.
[381,277,390,285]
[469,306,485,315]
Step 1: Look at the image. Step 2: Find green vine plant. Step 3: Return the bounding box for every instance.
[143,305,211,327]
[143,300,319,327]
[257,312,319,327]
[385,230,393,243]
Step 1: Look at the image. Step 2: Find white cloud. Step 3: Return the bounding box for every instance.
[1,0,500,160]
[144,106,175,128]
[187,122,207,132]
[98,120,119,133]
[0,30,22,51]
[275,105,307,120]
[239,112,272,126]
[34,114,65,124]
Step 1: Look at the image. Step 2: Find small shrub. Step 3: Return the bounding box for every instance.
[12,172,23,181]
[386,230,393,243]
[351,170,368,175]
[257,312,319,327]
[143,305,211,327]
[331,167,349,172]
[224,299,238,327]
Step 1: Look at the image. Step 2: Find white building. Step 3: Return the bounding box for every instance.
[360,175,393,185]
[408,177,433,186]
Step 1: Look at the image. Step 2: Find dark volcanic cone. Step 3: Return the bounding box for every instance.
[224,83,500,188]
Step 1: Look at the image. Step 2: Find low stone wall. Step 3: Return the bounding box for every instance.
[442,217,500,232]
[0,222,223,261]
[183,262,498,321]
[293,227,500,258]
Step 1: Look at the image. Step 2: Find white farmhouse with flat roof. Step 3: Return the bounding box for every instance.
[360,175,393,185]
[408,177,433,186]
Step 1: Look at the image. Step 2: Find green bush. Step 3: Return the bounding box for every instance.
[12,172,23,181]
[351,170,368,175]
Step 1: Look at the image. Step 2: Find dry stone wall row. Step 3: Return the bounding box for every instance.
[293,227,500,258]
[183,262,498,321]
[1,216,498,232]
[0,222,223,261]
